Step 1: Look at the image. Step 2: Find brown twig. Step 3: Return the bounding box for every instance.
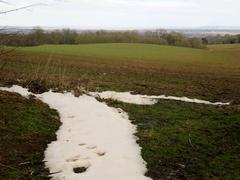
[0,162,18,170]
[0,3,46,14]
[18,161,31,166]
[0,0,11,5]
[188,133,193,147]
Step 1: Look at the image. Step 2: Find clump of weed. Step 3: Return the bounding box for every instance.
[26,80,48,94]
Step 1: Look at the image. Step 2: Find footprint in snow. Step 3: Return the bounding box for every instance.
[78,143,86,146]
[93,149,106,156]
[67,115,75,118]
[86,145,97,149]
[72,161,91,174]
[66,155,81,162]
[85,145,106,156]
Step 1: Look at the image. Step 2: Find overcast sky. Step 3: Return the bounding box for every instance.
[0,0,239,29]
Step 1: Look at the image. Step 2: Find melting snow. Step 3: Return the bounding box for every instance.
[0,85,33,97]
[90,91,230,106]
[0,86,151,180]
[0,86,230,180]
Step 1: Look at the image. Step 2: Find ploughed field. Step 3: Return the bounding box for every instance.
[1,43,240,103]
[0,43,240,179]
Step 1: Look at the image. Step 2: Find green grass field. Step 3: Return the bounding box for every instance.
[1,43,240,179]
[17,43,240,66]
[18,44,208,62]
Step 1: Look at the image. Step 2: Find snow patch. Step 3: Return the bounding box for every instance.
[0,86,151,180]
[0,85,230,180]
[90,91,230,106]
[0,85,33,97]
[90,91,158,105]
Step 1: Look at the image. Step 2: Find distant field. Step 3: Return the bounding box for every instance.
[1,43,240,102]
[18,44,205,62]
[18,43,240,65]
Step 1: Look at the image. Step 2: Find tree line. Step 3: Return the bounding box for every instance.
[204,34,240,44]
[0,28,205,48]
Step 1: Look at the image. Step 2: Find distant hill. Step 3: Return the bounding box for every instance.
[1,26,240,37]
